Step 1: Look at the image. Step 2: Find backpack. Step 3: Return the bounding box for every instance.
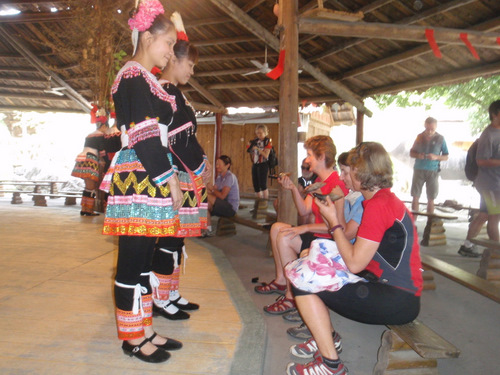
[268,146,278,169]
[465,139,479,181]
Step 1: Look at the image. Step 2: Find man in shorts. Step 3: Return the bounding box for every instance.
[473,100,500,244]
[410,117,449,214]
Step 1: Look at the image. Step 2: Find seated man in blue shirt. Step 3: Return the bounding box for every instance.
[204,155,240,236]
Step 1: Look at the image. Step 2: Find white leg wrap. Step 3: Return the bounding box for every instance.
[114,281,147,316]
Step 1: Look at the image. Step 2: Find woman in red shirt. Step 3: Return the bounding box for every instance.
[287,142,422,375]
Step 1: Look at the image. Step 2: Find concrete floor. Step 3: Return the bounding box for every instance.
[201,199,500,375]
[0,197,263,375]
[1,195,499,375]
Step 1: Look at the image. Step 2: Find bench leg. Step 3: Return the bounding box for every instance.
[11,192,23,204]
[422,269,436,291]
[33,195,47,207]
[216,217,237,236]
[477,249,500,287]
[64,197,77,205]
[373,330,439,375]
[421,218,446,247]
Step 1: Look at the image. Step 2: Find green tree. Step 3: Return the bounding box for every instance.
[373,75,500,135]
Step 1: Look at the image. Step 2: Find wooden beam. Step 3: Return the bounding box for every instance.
[198,50,273,62]
[342,16,500,80]
[192,36,260,47]
[0,26,91,112]
[0,91,73,101]
[0,53,24,59]
[0,84,48,92]
[278,0,299,225]
[187,77,225,112]
[0,76,48,83]
[0,0,63,4]
[242,0,266,13]
[0,104,84,113]
[205,77,316,90]
[356,107,364,145]
[0,11,74,23]
[185,17,232,28]
[226,94,343,108]
[0,66,38,73]
[190,102,226,114]
[215,113,223,159]
[208,0,373,116]
[300,18,500,49]
[364,61,500,97]
[310,0,476,62]
[195,68,258,77]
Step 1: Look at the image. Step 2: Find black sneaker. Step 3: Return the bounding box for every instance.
[458,245,481,258]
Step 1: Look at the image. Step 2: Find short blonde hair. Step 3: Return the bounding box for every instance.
[304,135,337,169]
[255,124,268,135]
[347,142,393,191]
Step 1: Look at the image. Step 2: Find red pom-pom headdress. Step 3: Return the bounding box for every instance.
[171,11,188,42]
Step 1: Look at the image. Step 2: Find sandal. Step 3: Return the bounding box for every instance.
[254,280,287,295]
[263,295,296,315]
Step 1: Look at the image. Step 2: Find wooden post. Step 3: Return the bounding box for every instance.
[277,0,298,225]
[356,106,364,145]
[215,112,223,160]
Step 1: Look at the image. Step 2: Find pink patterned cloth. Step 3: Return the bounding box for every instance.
[128,0,165,32]
[285,239,366,293]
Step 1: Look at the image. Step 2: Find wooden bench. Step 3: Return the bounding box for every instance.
[421,253,500,303]
[0,189,26,204]
[470,238,500,287]
[29,192,82,207]
[0,181,59,204]
[374,319,460,374]
[411,211,458,247]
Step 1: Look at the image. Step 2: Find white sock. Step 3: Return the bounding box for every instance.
[207,225,212,231]
[464,240,473,248]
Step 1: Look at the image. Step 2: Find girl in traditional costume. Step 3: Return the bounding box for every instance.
[151,12,210,321]
[100,0,183,363]
[71,106,108,216]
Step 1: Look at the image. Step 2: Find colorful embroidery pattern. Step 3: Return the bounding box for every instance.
[116,307,144,340]
[127,118,161,148]
[112,62,177,111]
[71,152,99,181]
[142,294,153,327]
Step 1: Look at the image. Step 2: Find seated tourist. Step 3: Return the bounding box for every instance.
[204,155,240,236]
[287,142,422,375]
[286,151,365,337]
[254,136,348,315]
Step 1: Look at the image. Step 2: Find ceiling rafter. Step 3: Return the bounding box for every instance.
[309,0,476,63]
[208,0,373,116]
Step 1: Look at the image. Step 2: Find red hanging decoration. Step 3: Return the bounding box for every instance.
[425,29,442,58]
[266,49,286,80]
[460,33,480,60]
[90,104,98,124]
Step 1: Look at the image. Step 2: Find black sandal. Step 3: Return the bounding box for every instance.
[147,332,183,351]
[122,338,171,363]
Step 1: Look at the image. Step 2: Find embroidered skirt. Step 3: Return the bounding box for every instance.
[71,152,99,181]
[101,148,208,237]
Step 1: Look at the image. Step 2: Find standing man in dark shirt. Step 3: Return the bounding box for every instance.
[410,117,449,214]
